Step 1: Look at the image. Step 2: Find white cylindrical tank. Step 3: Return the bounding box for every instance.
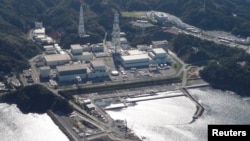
[111,70,119,76]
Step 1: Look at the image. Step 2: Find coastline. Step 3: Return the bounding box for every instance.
[0,103,69,141]
[107,87,250,141]
[47,110,77,141]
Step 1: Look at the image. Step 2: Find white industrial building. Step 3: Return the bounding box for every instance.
[43,45,57,54]
[82,44,91,52]
[70,44,83,55]
[149,48,170,64]
[39,66,51,78]
[56,64,88,82]
[88,60,108,78]
[121,48,170,69]
[152,40,169,49]
[33,22,53,44]
[69,43,104,53]
[54,44,65,54]
[33,28,45,37]
[137,44,151,51]
[127,49,145,55]
[151,11,189,29]
[121,54,150,68]
[44,54,71,66]
[43,45,54,50]
[90,60,106,71]
[120,37,128,45]
[56,60,109,81]
[91,43,104,52]
[71,52,93,62]
[69,44,93,62]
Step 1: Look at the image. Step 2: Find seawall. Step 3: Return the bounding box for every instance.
[47,110,77,141]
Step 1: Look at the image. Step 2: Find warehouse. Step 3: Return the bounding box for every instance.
[82,44,91,52]
[121,54,150,68]
[90,60,106,72]
[56,64,88,82]
[71,52,93,62]
[91,43,104,52]
[70,44,83,55]
[88,60,109,78]
[120,48,171,69]
[149,48,171,64]
[152,48,167,58]
[127,50,144,55]
[39,66,51,78]
[152,40,169,49]
[44,54,71,67]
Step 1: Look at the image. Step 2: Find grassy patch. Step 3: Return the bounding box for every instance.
[172,62,182,71]
[121,11,146,18]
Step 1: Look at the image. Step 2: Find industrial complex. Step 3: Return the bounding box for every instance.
[19,6,212,141]
[1,1,249,141]
[38,38,171,83]
[32,10,172,84]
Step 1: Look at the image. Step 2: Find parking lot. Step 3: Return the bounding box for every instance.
[109,64,177,83]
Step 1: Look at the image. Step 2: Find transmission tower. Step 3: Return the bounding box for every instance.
[78,5,86,38]
[112,11,121,53]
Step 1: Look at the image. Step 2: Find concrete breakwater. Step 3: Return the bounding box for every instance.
[181,88,204,119]
[103,91,185,110]
[47,111,78,141]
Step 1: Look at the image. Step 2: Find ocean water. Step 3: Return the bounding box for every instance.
[0,103,69,141]
[107,88,250,141]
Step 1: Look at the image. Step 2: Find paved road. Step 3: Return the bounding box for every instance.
[181,65,193,87]
[29,56,41,84]
[51,112,80,141]
[168,49,188,77]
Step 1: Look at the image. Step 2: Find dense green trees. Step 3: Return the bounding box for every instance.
[1,0,250,77]
[172,34,250,96]
[200,61,250,96]
[0,84,73,114]
[172,34,246,65]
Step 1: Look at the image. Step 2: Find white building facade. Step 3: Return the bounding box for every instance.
[56,64,88,82]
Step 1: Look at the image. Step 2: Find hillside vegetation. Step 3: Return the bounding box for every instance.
[0,84,73,114]
[172,34,250,96]
[1,0,250,74]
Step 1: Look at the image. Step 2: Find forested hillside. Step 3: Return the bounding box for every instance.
[172,34,250,96]
[109,0,250,36]
[1,0,250,73]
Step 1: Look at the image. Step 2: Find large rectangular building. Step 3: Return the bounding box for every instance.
[70,44,83,55]
[91,60,106,72]
[121,48,171,69]
[149,48,170,64]
[88,60,108,78]
[91,43,104,52]
[40,66,51,78]
[152,48,167,58]
[56,64,88,82]
[152,40,169,49]
[71,52,93,62]
[121,54,150,68]
[44,54,71,66]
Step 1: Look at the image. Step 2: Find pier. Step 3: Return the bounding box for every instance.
[125,93,185,103]
[103,92,185,110]
[185,83,210,89]
[180,88,204,119]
